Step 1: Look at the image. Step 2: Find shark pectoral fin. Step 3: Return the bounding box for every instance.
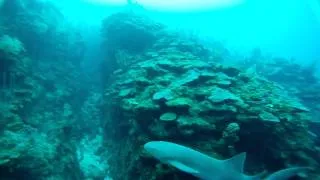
[168,160,199,174]
[265,167,312,180]
[224,152,246,173]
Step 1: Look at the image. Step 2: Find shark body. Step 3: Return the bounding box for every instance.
[144,141,310,180]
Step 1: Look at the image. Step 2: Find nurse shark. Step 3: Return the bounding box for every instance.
[144,141,311,180]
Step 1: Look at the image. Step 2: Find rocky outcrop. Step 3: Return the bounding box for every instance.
[0,0,91,179]
[102,12,319,180]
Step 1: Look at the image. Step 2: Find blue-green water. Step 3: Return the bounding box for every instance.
[0,0,319,179]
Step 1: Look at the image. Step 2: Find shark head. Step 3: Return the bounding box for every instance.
[144,141,169,160]
[144,141,186,162]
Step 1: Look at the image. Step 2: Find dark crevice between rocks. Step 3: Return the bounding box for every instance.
[0,165,36,180]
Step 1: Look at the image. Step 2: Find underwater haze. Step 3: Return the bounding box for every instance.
[0,0,320,179]
[59,0,320,64]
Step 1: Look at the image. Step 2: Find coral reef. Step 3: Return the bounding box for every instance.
[77,133,109,179]
[0,1,319,179]
[0,0,95,179]
[102,12,319,180]
[239,51,320,112]
[239,50,320,138]
[100,12,165,77]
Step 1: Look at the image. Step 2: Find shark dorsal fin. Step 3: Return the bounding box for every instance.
[224,152,246,173]
[168,160,200,174]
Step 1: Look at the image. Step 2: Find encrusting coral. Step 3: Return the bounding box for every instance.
[102,12,320,180]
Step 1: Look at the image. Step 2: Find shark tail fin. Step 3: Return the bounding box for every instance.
[265,167,312,180]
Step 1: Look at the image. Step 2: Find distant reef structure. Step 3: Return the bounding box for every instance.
[0,0,98,179]
[102,12,320,180]
[239,49,320,136]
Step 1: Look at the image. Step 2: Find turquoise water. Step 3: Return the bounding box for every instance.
[0,0,320,179]
[59,0,320,63]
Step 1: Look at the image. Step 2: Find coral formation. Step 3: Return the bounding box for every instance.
[0,0,97,179]
[102,12,319,180]
[0,35,25,57]
[0,1,319,179]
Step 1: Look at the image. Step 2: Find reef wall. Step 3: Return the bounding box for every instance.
[0,1,319,179]
[102,12,320,180]
[0,0,95,179]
